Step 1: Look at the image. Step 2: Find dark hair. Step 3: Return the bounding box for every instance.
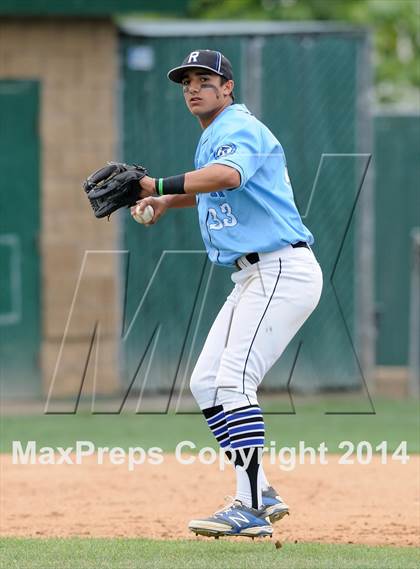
[220,76,234,100]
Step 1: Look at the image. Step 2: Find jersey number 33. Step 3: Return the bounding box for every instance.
[208,203,238,230]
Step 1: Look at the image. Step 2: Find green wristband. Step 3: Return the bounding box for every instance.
[156,178,164,196]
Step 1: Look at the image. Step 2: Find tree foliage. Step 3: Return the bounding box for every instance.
[187,0,420,105]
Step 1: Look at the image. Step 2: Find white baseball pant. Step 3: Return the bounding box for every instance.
[190,245,323,411]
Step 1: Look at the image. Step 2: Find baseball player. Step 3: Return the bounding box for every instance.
[133,50,323,539]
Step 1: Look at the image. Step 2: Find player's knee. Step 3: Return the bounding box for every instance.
[189,367,214,407]
[189,368,201,401]
[218,348,263,387]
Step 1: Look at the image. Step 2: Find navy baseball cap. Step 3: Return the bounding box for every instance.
[167,49,234,83]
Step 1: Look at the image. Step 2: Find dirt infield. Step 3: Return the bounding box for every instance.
[1,454,418,546]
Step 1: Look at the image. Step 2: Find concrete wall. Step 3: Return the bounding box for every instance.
[0,19,120,396]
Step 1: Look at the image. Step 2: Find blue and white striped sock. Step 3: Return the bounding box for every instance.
[201,404,269,509]
[202,405,231,449]
[225,404,265,449]
[225,404,265,509]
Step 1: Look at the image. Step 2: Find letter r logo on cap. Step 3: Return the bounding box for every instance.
[188,51,200,63]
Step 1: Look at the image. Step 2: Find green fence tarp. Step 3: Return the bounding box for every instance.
[375,114,420,366]
[0,80,41,398]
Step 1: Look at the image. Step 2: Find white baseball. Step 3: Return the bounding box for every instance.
[133,204,154,224]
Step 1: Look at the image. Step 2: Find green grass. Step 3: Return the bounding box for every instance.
[1,397,418,454]
[0,538,418,569]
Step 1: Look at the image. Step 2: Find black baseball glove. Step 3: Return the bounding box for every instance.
[83,162,148,219]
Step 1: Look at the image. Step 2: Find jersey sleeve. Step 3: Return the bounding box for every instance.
[205,122,266,190]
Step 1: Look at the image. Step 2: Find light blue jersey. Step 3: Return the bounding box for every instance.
[194,103,313,267]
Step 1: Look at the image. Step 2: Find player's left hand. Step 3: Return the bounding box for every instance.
[83,162,148,219]
[138,175,157,199]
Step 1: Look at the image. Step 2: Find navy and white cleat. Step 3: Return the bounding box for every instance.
[261,486,290,523]
[189,499,273,539]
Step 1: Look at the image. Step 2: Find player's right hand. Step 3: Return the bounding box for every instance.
[131,196,169,226]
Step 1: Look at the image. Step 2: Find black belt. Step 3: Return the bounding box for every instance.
[235,242,309,269]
